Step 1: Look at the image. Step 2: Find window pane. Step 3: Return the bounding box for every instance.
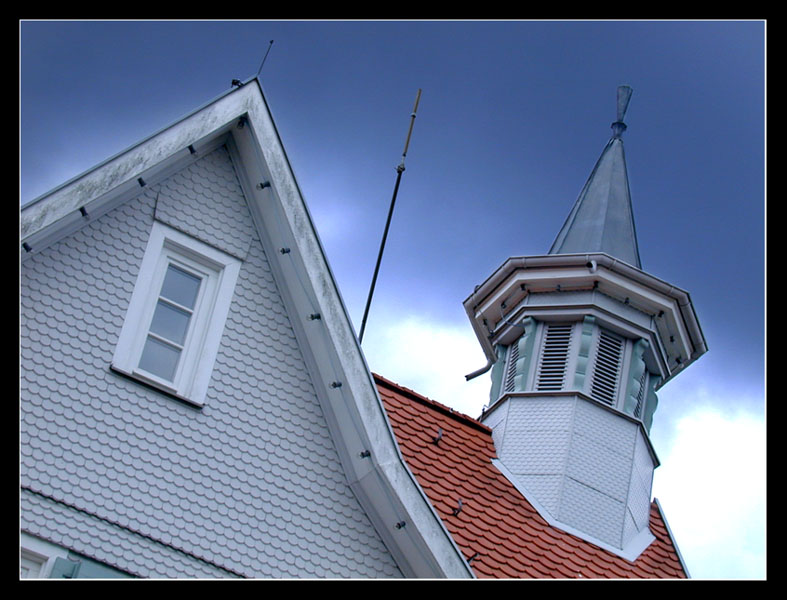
[160,265,201,309]
[149,300,191,345]
[139,336,181,381]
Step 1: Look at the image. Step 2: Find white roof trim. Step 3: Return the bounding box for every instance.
[21,86,244,242]
[652,498,691,578]
[20,80,472,579]
[464,253,707,386]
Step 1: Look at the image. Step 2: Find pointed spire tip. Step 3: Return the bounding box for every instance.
[612,85,633,138]
[616,85,633,122]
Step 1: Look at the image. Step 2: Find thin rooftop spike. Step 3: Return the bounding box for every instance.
[256,40,274,77]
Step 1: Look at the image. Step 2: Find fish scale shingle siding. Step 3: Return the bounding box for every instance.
[20,146,402,578]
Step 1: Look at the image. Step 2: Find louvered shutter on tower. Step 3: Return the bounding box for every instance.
[633,366,648,418]
[504,341,520,393]
[590,329,624,406]
[536,323,573,390]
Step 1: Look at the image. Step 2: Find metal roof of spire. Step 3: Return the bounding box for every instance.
[549,85,642,269]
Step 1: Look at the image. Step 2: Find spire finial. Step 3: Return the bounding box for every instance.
[611,85,633,138]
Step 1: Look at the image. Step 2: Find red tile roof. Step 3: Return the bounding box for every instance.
[375,374,688,579]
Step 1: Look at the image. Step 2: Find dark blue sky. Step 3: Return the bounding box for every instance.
[20,20,766,578]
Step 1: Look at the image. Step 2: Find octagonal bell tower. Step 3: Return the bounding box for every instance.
[463,87,707,560]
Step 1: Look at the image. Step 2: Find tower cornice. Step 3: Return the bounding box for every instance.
[464,252,707,387]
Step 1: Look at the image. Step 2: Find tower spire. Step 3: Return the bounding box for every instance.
[549,85,641,269]
[462,85,707,562]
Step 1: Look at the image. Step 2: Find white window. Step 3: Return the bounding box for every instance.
[112,222,240,406]
[20,551,45,578]
[20,534,69,578]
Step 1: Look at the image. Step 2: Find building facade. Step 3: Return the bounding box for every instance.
[20,79,471,579]
[20,81,702,579]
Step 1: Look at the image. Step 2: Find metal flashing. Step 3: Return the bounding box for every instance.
[492,457,657,563]
[653,497,692,579]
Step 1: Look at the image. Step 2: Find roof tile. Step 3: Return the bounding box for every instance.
[376,374,688,579]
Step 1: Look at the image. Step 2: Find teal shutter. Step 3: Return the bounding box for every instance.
[49,557,81,578]
[49,554,132,578]
[504,341,520,393]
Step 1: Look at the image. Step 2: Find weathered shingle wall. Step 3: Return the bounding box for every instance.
[20,147,402,578]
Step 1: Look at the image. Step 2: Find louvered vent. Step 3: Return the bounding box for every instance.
[504,341,520,393]
[590,330,624,406]
[634,367,648,418]
[536,324,573,390]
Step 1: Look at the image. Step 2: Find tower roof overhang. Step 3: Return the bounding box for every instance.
[464,253,707,387]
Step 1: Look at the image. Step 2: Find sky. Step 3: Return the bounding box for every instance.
[19,20,766,580]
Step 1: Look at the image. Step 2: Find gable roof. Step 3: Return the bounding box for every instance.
[20,79,472,579]
[375,373,689,578]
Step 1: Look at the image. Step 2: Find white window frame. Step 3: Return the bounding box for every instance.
[20,533,69,578]
[112,221,240,407]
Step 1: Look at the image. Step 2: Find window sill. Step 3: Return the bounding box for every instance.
[109,364,204,409]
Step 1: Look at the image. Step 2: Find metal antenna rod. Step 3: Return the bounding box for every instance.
[256,40,275,77]
[359,89,422,344]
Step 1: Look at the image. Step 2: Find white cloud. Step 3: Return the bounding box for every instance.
[653,400,766,579]
[361,312,491,418]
